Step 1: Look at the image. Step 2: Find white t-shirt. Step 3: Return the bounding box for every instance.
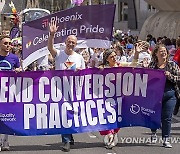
[55,50,85,70]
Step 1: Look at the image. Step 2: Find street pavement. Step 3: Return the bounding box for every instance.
[5,112,180,154]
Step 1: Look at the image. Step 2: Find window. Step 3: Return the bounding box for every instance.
[148,4,156,12]
[118,2,128,21]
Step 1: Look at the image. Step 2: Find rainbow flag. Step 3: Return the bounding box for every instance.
[64,62,76,70]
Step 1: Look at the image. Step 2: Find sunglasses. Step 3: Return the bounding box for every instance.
[3,42,12,46]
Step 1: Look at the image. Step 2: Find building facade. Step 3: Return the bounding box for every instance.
[0,0,5,11]
[83,0,156,33]
[0,0,5,31]
[113,0,156,33]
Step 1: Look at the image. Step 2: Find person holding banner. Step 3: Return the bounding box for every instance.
[149,44,180,148]
[99,49,120,149]
[99,42,146,149]
[48,20,85,152]
[0,35,21,72]
[0,35,21,151]
[173,38,180,115]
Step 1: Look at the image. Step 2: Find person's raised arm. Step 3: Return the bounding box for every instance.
[48,20,59,58]
[130,41,147,67]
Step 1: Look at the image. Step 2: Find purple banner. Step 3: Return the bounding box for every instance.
[0,67,165,136]
[22,4,115,69]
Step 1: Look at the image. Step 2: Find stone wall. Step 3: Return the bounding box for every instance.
[139,0,180,39]
[145,0,180,11]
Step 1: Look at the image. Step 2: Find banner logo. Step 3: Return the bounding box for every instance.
[130,104,140,114]
[42,19,49,28]
[26,41,32,49]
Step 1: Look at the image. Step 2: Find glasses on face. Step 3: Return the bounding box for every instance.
[3,42,12,46]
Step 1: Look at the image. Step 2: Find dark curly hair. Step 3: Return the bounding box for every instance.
[102,49,114,66]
